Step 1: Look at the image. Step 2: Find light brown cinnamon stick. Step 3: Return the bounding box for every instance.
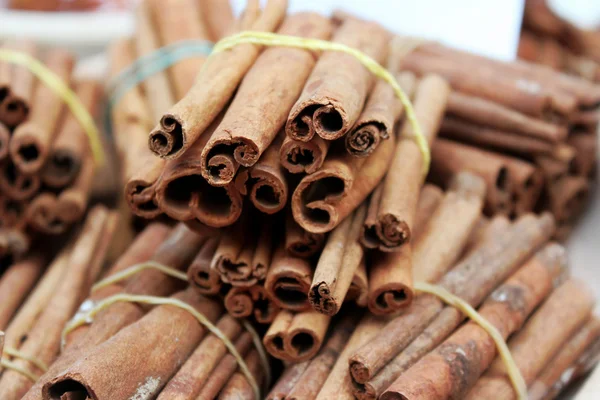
[0,161,41,201]
[411,184,444,240]
[200,13,333,186]
[0,40,36,128]
[267,361,310,400]
[265,244,313,311]
[547,176,589,224]
[496,154,544,217]
[148,0,287,158]
[188,237,222,295]
[224,284,280,324]
[199,0,235,41]
[264,309,331,362]
[218,348,265,400]
[280,135,330,174]
[347,258,368,307]
[568,131,597,178]
[286,18,389,141]
[360,74,450,250]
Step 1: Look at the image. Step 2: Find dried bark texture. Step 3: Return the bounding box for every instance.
[224,284,280,324]
[0,40,36,128]
[430,138,515,216]
[280,134,330,174]
[200,13,333,186]
[0,160,41,201]
[412,171,486,283]
[10,49,74,174]
[381,242,569,400]
[568,132,597,178]
[286,18,389,141]
[284,211,325,258]
[43,289,223,400]
[495,154,544,217]
[345,72,417,156]
[547,176,589,224]
[267,361,310,400]
[218,349,265,400]
[148,0,287,158]
[264,309,331,362]
[411,184,444,240]
[188,237,222,295]
[360,75,451,250]
[265,244,313,312]
[310,205,366,315]
[465,278,595,400]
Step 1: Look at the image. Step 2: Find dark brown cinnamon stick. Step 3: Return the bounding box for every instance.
[0,40,36,128]
[280,135,330,174]
[284,211,325,258]
[267,361,310,400]
[224,284,280,324]
[188,237,222,295]
[0,161,41,201]
[265,244,313,312]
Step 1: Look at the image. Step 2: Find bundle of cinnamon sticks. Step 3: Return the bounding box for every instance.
[0,41,102,268]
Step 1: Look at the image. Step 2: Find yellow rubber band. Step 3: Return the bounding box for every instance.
[415,282,527,400]
[0,49,104,166]
[91,261,188,293]
[0,359,40,382]
[2,346,49,372]
[212,31,430,176]
[61,294,261,399]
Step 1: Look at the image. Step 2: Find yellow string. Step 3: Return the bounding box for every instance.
[0,49,104,166]
[212,31,430,176]
[61,294,261,399]
[91,261,188,293]
[2,347,49,372]
[0,359,39,382]
[242,319,272,391]
[415,282,527,400]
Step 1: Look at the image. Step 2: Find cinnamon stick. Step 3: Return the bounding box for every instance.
[284,211,325,258]
[380,242,569,400]
[218,348,265,400]
[0,40,36,128]
[496,154,544,217]
[360,74,450,250]
[0,229,29,270]
[465,278,595,400]
[264,309,331,362]
[280,135,330,174]
[200,13,332,186]
[286,18,389,141]
[199,0,235,41]
[41,81,100,189]
[267,361,310,400]
[286,312,358,400]
[196,331,255,400]
[0,161,41,201]
[265,244,313,311]
[188,237,222,295]
[440,116,555,157]
[568,131,597,178]
[0,195,26,230]
[156,314,242,400]
[43,288,223,400]
[9,49,74,174]
[412,171,486,283]
[547,176,589,224]
[347,258,368,307]
[411,184,443,240]
[224,284,279,324]
[0,122,9,161]
[148,0,287,158]
[528,316,600,400]
[310,205,366,315]
[345,72,417,157]
[350,213,555,399]
[430,138,514,215]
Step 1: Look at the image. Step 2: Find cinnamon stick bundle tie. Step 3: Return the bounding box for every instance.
[60,293,262,399]
[0,357,39,382]
[90,260,188,293]
[0,48,104,165]
[414,281,527,400]
[2,346,49,372]
[211,31,431,176]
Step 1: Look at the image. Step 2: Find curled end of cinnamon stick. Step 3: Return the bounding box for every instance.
[284,327,322,362]
[0,161,41,201]
[352,381,378,400]
[280,136,328,174]
[148,113,185,159]
[9,123,46,175]
[249,169,288,214]
[204,151,239,187]
[375,214,411,251]
[42,149,81,188]
[308,282,339,316]
[26,194,68,235]
[125,179,162,219]
[43,375,96,400]
[266,272,311,312]
[349,359,373,386]
[225,287,255,318]
[313,103,348,140]
[287,108,317,142]
[367,282,414,316]
[346,123,383,157]
[0,95,29,128]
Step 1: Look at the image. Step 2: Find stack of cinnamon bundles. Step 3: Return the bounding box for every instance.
[519,0,600,82]
[0,42,101,268]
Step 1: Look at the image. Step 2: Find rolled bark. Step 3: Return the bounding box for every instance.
[347,258,368,307]
[547,176,589,224]
[156,314,242,400]
[381,242,569,400]
[0,122,9,161]
[280,135,330,174]
[360,74,451,250]
[188,237,222,295]
[430,138,514,216]
[149,0,210,101]
[350,213,555,399]
[286,18,389,141]
[411,184,444,240]
[465,278,595,400]
[439,117,555,157]
[43,288,223,400]
[0,252,46,330]
[284,211,325,258]
[264,309,331,362]
[199,0,235,41]
[218,348,265,400]
[0,161,41,201]
[0,206,113,399]
[412,171,486,283]
[148,0,287,159]
[462,215,511,258]
[286,313,358,399]
[496,154,544,217]
[9,49,74,174]
[41,81,100,189]
[528,316,600,400]
[446,91,568,142]
[212,216,273,286]
[568,131,597,178]
[0,229,29,273]
[267,361,310,400]
[309,205,366,315]
[224,284,280,324]
[196,331,255,400]
[0,40,36,128]
[200,13,333,186]
[0,195,26,230]
[345,72,417,157]
[265,244,313,311]
[244,132,289,214]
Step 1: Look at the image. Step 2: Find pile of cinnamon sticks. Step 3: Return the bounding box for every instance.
[0,41,100,268]
[519,0,600,82]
